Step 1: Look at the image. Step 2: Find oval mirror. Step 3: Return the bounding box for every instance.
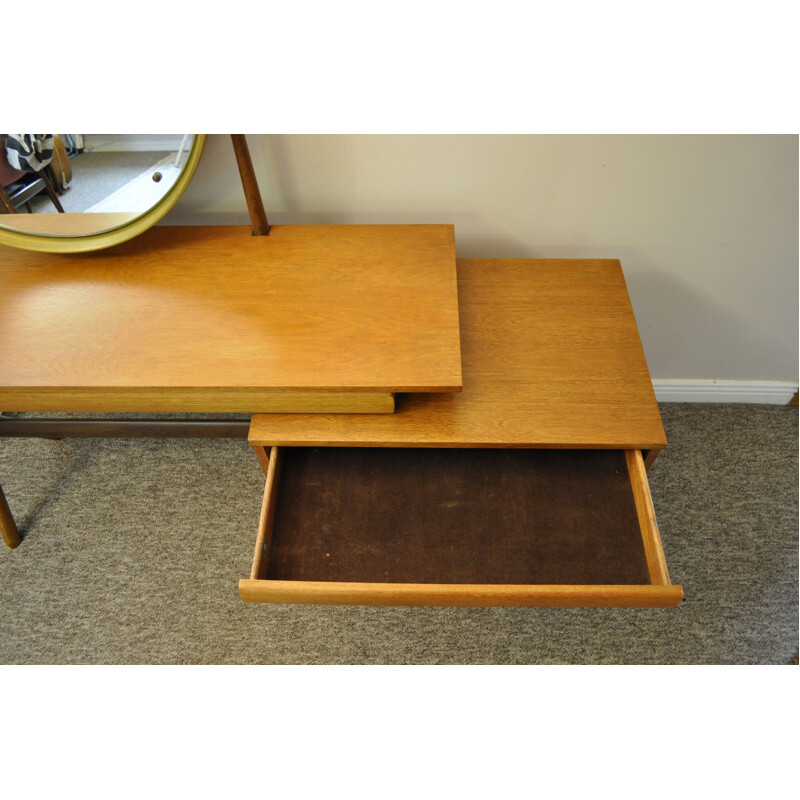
[0,134,205,253]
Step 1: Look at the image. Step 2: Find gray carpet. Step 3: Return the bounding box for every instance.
[0,404,796,664]
[29,151,170,213]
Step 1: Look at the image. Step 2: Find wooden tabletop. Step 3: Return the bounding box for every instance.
[249,259,667,450]
[0,225,462,411]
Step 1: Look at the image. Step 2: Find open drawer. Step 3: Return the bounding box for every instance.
[239,446,682,607]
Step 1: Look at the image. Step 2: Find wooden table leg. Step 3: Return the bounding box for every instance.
[0,481,21,549]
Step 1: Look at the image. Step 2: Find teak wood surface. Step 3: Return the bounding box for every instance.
[626,449,671,585]
[0,224,462,410]
[230,135,270,235]
[249,259,666,450]
[0,212,141,236]
[238,579,683,607]
[0,389,395,414]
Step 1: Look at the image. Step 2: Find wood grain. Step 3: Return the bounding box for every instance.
[626,449,671,585]
[644,447,663,470]
[0,389,395,414]
[0,225,461,407]
[252,444,271,477]
[0,212,140,237]
[249,447,282,580]
[250,259,667,450]
[230,135,270,235]
[239,579,683,607]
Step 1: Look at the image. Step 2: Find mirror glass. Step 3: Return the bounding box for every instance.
[0,134,204,250]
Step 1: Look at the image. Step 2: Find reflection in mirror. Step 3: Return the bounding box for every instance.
[0,134,196,238]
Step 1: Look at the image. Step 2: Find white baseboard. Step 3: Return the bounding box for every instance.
[653,380,798,404]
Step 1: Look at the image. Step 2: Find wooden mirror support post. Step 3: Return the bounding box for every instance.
[230,134,270,236]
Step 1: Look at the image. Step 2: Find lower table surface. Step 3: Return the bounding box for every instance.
[250,259,667,450]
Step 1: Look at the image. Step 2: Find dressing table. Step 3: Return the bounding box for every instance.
[0,134,681,607]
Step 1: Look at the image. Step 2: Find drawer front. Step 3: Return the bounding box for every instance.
[239,447,682,607]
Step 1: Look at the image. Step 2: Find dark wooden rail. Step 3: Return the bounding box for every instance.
[230,134,270,235]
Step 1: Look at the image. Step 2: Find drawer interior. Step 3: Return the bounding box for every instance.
[240,447,682,607]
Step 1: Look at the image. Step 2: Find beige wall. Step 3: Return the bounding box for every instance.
[169,134,798,383]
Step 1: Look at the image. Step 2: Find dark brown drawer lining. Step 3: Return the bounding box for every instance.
[266,447,651,586]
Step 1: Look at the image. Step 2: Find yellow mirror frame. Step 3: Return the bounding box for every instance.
[0,135,206,254]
